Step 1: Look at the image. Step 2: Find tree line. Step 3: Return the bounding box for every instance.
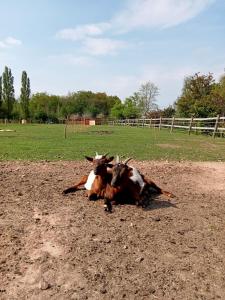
[0,66,225,122]
[0,66,30,120]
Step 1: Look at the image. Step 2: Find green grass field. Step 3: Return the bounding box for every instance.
[0,123,225,161]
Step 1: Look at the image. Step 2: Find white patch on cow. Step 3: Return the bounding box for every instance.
[84,153,105,190]
[130,166,145,191]
[84,170,96,190]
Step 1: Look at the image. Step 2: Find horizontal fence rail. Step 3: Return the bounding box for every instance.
[109,115,225,138]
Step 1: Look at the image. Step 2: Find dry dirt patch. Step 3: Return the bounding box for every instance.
[0,161,225,299]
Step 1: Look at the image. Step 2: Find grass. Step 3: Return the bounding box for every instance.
[0,123,225,161]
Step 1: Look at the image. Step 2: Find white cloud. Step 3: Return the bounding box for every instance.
[55,0,214,56]
[5,37,22,46]
[56,22,111,41]
[113,0,215,32]
[83,37,127,55]
[0,36,22,48]
[56,23,127,56]
[56,0,214,38]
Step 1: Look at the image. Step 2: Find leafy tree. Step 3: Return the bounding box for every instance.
[75,91,92,116]
[60,96,75,119]
[123,97,141,118]
[175,96,194,117]
[211,75,225,116]
[126,92,140,107]
[59,92,91,119]
[2,66,15,119]
[88,92,107,117]
[176,72,216,117]
[20,71,31,119]
[0,76,3,117]
[89,93,120,118]
[61,91,120,118]
[162,105,176,117]
[106,95,121,111]
[30,93,61,122]
[110,100,125,119]
[182,72,214,100]
[0,76,2,107]
[12,100,22,120]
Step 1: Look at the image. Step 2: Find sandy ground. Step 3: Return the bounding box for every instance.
[0,160,225,300]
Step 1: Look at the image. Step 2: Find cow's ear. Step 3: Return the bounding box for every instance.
[85,156,93,162]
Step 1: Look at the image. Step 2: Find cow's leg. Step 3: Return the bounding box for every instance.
[63,175,88,194]
[143,177,175,198]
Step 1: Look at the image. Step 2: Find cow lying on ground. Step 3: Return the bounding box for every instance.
[63,153,114,201]
[63,154,174,213]
[103,156,174,212]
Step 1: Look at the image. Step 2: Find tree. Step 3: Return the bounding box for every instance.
[2,66,15,119]
[60,91,121,119]
[0,76,3,117]
[138,81,159,115]
[211,75,225,116]
[128,92,141,107]
[30,93,61,122]
[20,71,31,119]
[90,93,119,118]
[110,100,125,119]
[89,92,108,118]
[122,82,159,118]
[123,97,141,118]
[162,105,176,117]
[12,101,22,120]
[176,72,216,117]
[0,76,2,107]
[181,72,214,100]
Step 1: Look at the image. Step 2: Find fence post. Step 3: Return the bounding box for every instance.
[221,117,225,138]
[149,118,152,128]
[213,115,220,138]
[64,124,67,139]
[170,117,175,133]
[159,117,162,130]
[188,116,193,135]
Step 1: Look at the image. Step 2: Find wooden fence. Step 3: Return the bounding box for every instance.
[109,115,225,138]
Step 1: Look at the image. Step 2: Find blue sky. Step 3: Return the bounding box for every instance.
[0,0,225,107]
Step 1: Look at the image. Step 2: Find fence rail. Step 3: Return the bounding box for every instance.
[109,116,225,138]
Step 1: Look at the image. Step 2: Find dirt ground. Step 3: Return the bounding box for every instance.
[0,160,225,300]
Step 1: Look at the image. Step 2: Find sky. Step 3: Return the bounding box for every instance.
[0,0,225,108]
